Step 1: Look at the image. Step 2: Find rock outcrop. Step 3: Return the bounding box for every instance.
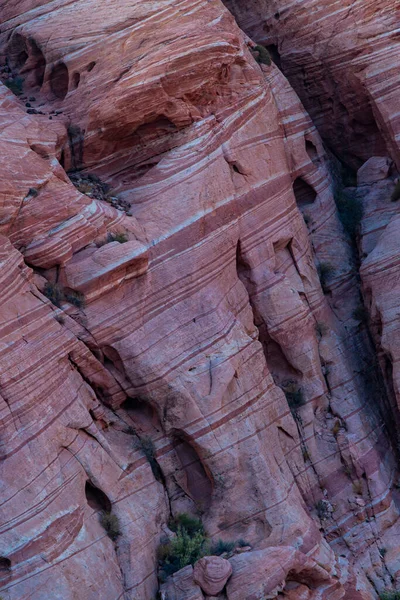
[0,0,399,599]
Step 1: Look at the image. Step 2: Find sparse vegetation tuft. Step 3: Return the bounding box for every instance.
[44,282,85,309]
[253,44,271,66]
[98,231,129,246]
[316,499,331,520]
[99,511,121,541]
[158,515,208,580]
[380,591,400,600]
[317,262,335,293]
[44,282,64,307]
[391,181,400,202]
[210,539,236,556]
[64,289,85,308]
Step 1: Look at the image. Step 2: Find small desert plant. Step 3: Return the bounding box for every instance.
[316,499,331,520]
[64,289,85,308]
[158,515,208,580]
[353,304,368,323]
[380,590,400,600]
[315,321,328,337]
[379,547,387,558]
[237,538,251,548]
[99,511,121,541]
[210,539,236,556]
[44,282,64,307]
[169,513,204,537]
[112,232,128,243]
[391,181,400,202]
[44,282,85,309]
[317,262,335,293]
[253,44,271,66]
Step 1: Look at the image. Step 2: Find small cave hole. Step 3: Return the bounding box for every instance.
[266,44,282,69]
[85,481,112,513]
[232,164,240,173]
[71,71,80,90]
[173,433,213,509]
[293,177,317,208]
[29,39,46,88]
[0,557,11,571]
[305,139,318,163]
[49,62,69,99]
[87,61,96,72]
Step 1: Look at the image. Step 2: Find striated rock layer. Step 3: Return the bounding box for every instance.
[0,0,399,599]
[224,0,400,170]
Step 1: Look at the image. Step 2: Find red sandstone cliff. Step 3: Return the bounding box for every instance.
[0,1,399,599]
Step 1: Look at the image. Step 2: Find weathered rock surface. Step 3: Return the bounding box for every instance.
[193,556,232,596]
[223,0,400,170]
[0,0,399,599]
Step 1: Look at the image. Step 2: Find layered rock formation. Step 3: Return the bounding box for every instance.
[223,0,400,170]
[0,0,399,599]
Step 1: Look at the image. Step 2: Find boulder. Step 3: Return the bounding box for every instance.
[193,556,232,595]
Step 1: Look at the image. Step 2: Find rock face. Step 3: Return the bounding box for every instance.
[223,0,400,170]
[0,0,399,600]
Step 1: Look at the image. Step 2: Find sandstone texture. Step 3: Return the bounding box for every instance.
[193,556,232,595]
[0,0,399,599]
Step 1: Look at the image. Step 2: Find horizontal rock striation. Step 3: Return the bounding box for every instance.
[0,0,399,599]
[223,0,400,171]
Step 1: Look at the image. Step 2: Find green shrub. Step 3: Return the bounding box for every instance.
[169,513,204,537]
[317,262,335,293]
[158,523,208,580]
[380,591,400,600]
[44,282,85,309]
[210,539,235,556]
[237,538,251,548]
[112,232,128,243]
[99,511,121,541]
[335,189,363,238]
[391,181,400,202]
[64,289,85,308]
[253,44,271,66]
[44,282,64,307]
[316,499,331,520]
